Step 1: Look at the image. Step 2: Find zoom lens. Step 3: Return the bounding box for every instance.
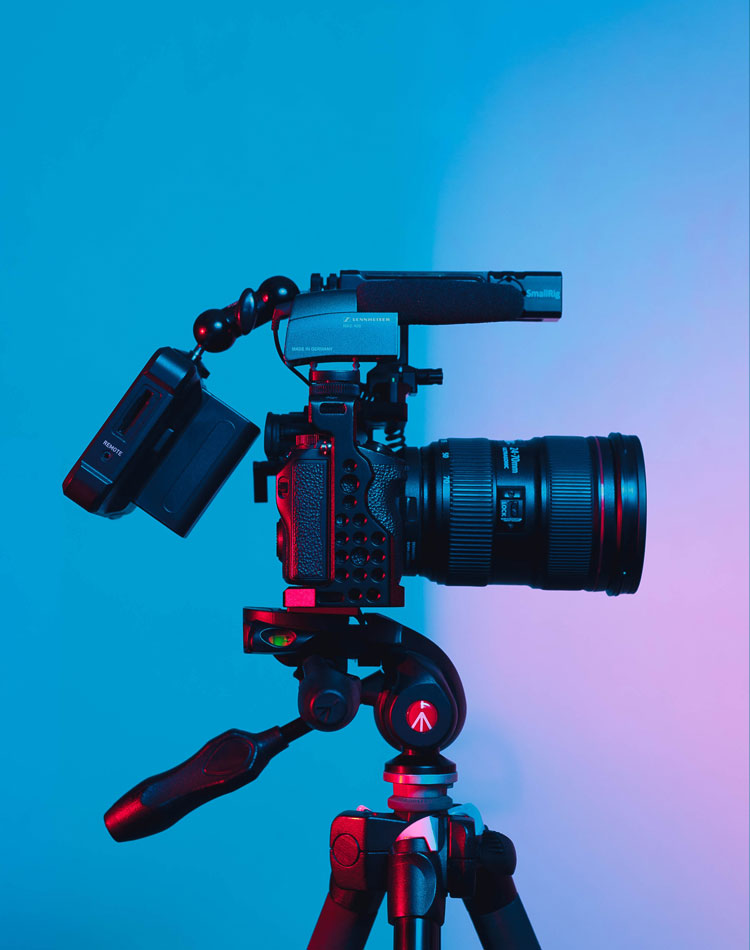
[403,434,646,595]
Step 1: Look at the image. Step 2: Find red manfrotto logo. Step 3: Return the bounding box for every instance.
[406,700,438,733]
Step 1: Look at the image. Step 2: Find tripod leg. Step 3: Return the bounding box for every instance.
[308,879,384,950]
[463,832,541,950]
[464,891,540,950]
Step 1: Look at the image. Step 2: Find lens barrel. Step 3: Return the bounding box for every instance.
[403,434,646,595]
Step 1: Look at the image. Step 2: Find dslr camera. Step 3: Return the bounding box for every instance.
[64,270,646,607]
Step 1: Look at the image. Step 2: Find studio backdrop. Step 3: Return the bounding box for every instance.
[2,2,747,948]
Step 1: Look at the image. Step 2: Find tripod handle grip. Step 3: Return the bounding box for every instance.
[104,727,287,842]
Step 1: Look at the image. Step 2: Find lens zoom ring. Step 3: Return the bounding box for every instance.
[447,439,493,585]
[545,437,594,579]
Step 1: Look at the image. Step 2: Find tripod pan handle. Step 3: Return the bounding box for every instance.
[104,727,287,842]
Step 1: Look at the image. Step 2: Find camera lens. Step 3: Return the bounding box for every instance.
[403,434,646,595]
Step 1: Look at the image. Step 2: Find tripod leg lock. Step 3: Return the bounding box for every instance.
[469,830,518,911]
[463,830,542,950]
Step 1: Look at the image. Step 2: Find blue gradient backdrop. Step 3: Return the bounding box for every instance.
[2,2,747,948]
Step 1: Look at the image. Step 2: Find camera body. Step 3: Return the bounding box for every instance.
[268,367,408,609]
[260,270,562,607]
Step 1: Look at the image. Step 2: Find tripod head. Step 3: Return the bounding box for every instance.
[104,610,466,841]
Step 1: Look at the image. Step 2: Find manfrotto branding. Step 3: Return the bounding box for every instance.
[526,289,560,299]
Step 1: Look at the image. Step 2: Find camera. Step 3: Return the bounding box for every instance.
[64,269,648,940]
[63,270,646,604]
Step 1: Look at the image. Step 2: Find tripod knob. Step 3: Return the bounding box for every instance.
[297,656,362,732]
[376,662,458,752]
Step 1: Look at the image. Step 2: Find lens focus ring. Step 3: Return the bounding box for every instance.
[544,437,594,585]
[447,439,493,585]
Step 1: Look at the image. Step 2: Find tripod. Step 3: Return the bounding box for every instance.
[65,272,558,948]
[64,270,644,946]
[104,608,542,949]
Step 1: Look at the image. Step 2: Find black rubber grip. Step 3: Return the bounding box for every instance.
[104,727,287,841]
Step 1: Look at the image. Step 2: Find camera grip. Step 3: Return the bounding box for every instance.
[104,727,287,842]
